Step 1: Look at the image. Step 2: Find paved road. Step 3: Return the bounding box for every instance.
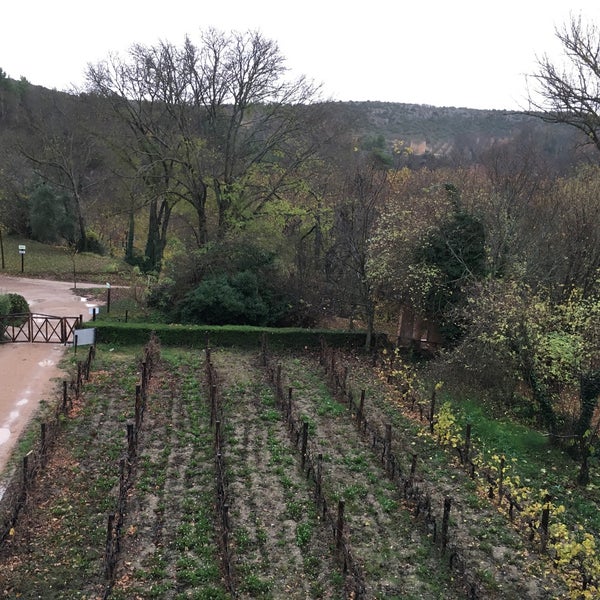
[0,276,100,476]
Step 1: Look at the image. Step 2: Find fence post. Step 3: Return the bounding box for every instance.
[336,500,345,549]
[540,496,551,552]
[441,497,452,552]
[301,421,309,470]
[141,361,148,399]
[210,385,217,427]
[215,421,221,451]
[498,457,505,504]
[276,364,282,399]
[135,384,142,429]
[464,423,472,464]
[429,386,437,433]
[358,390,365,426]
[385,424,392,469]
[127,422,135,458]
[410,453,418,486]
[22,451,32,488]
[40,423,47,463]
[104,513,115,579]
[316,453,323,503]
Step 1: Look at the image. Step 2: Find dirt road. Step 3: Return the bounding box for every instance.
[0,276,100,475]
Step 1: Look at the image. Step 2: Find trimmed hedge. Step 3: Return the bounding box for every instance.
[86,321,386,350]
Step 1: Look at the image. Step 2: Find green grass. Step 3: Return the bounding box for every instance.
[439,393,600,537]
[0,234,134,283]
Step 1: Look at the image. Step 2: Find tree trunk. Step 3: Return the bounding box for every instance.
[126,210,135,262]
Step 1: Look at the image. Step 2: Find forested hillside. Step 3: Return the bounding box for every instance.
[2,20,600,597]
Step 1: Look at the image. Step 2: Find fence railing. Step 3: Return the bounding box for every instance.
[0,313,82,344]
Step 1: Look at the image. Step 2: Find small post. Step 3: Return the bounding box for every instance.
[464,423,472,464]
[358,389,365,425]
[135,384,142,428]
[106,283,111,314]
[336,500,345,548]
[540,495,551,552]
[127,422,135,457]
[40,423,47,462]
[316,453,323,501]
[215,420,221,450]
[429,385,437,433]
[441,497,452,551]
[301,421,309,470]
[498,456,505,503]
[276,364,282,398]
[125,309,129,323]
[223,503,229,530]
[22,451,32,487]
[104,513,115,579]
[385,423,392,463]
[410,453,418,484]
[210,385,217,427]
[62,380,68,412]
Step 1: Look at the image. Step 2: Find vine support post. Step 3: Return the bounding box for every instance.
[441,497,452,552]
[429,386,437,433]
[336,500,345,549]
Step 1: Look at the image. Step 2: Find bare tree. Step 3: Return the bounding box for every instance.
[327,161,389,350]
[86,29,322,271]
[528,14,600,153]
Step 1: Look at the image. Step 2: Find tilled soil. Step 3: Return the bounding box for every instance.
[0,343,568,599]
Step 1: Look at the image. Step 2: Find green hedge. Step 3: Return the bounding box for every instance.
[86,321,385,350]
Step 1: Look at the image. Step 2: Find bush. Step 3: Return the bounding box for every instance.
[178,271,273,326]
[0,295,10,317]
[0,293,29,334]
[7,293,29,315]
[84,230,107,255]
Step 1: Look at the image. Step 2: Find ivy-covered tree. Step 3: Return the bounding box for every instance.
[29,182,76,244]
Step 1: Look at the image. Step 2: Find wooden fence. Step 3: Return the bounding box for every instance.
[260,336,369,598]
[103,334,160,597]
[314,339,480,598]
[205,346,236,596]
[0,313,81,344]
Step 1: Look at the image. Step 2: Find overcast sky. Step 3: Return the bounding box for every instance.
[2,1,599,110]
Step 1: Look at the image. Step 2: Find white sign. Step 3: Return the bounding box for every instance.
[18,245,26,255]
[88,306,100,315]
[73,328,95,346]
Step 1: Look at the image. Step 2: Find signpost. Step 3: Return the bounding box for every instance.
[18,245,25,273]
[106,282,111,314]
[73,327,95,354]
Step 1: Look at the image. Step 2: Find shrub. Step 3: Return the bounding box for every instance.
[7,293,29,316]
[0,293,29,336]
[0,295,10,317]
[178,271,272,326]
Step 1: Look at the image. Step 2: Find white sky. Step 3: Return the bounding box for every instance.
[2,1,599,110]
